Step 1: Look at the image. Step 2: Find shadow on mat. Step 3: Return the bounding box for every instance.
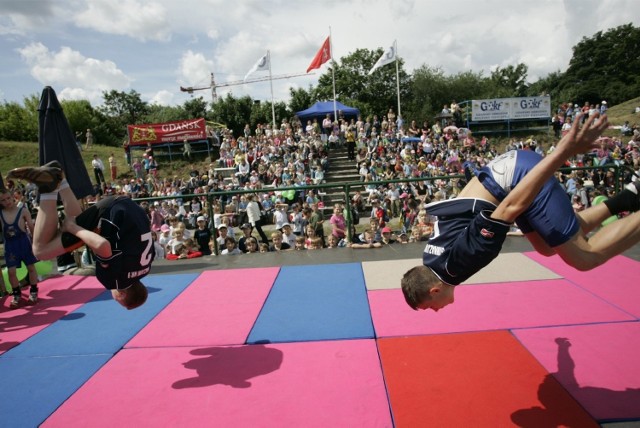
[511,337,640,427]
[172,345,283,389]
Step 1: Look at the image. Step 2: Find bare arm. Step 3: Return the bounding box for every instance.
[62,217,112,258]
[21,208,36,235]
[491,113,608,223]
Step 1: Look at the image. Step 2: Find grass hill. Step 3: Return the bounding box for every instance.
[1,97,639,184]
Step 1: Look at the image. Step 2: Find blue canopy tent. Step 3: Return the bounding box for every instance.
[296,101,360,121]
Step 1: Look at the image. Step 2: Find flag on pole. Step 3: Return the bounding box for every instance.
[368,41,397,75]
[306,36,331,73]
[244,53,270,81]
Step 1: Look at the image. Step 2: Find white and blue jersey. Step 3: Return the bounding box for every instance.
[423,198,510,286]
[471,150,580,247]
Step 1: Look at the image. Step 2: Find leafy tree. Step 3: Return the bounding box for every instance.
[558,23,640,105]
[100,89,149,124]
[210,94,255,136]
[288,86,315,115]
[145,104,188,124]
[314,48,411,120]
[490,64,529,97]
[61,99,96,138]
[97,90,149,146]
[0,101,31,141]
[183,96,208,119]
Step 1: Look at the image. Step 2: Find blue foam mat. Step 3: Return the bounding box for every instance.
[1,273,197,358]
[247,263,374,343]
[0,354,112,427]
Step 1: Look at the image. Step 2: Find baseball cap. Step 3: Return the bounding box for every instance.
[217,224,227,229]
[240,223,252,229]
[196,216,206,222]
[382,227,392,234]
[160,224,170,232]
[280,222,291,230]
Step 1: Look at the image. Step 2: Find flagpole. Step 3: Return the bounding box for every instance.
[267,50,276,131]
[329,26,337,123]
[394,40,401,122]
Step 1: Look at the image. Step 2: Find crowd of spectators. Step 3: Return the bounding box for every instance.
[4,101,639,260]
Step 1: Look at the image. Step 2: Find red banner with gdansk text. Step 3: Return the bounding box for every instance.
[127,118,206,146]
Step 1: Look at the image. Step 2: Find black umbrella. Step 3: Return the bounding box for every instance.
[38,86,94,199]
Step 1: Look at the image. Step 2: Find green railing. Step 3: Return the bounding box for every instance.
[134,162,630,255]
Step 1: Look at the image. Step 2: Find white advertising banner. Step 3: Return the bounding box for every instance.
[510,96,551,120]
[471,96,551,121]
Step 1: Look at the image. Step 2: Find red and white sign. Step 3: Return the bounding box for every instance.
[127,118,206,146]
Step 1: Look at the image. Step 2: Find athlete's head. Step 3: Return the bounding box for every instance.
[401,265,455,312]
[0,188,14,209]
[111,281,148,310]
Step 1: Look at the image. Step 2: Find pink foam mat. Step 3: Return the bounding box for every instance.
[43,339,392,427]
[126,268,279,348]
[513,322,640,421]
[525,253,640,318]
[0,275,104,354]
[368,279,635,337]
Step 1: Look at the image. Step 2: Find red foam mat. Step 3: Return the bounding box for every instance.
[378,331,599,427]
[513,322,640,421]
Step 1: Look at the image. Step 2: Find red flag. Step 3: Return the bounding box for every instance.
[306,36,331,73]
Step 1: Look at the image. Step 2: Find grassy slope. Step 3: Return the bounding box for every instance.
[1,97,639,183]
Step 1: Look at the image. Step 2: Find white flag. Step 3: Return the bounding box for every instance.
[244,53,270,81]
[368,41,397,75]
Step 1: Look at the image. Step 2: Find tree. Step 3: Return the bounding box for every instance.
[183,96,208,119]
[558,23,640,105]
[210,94,255,136]
[314,48,411,120]
[145,104,188,124]
[288,86,315,115]
[490,64,529,97]
[100,89,149,125]
[0,101,31,141]
[61,99,96,138]
[97,90,149,146]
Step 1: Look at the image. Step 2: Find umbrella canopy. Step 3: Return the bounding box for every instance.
[296,101,360,121]
[38,86,94,199]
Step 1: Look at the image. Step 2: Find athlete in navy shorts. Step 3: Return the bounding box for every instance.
[7,163,153,309]
[402,113,640,312]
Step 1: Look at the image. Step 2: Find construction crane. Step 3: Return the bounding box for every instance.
[180,72,310,103]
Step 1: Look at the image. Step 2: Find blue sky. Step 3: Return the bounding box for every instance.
[1,0,637,107]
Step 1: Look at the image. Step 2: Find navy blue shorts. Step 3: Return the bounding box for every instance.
[474,150,579,247]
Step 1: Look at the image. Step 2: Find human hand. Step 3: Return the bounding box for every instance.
[557,113,609,158]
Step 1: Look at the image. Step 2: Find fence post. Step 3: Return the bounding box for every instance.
[207,192,219,255]
[344,183,352,243]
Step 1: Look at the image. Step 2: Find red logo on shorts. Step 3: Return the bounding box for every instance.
[480,228,494,238]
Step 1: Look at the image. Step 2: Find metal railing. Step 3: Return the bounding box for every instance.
[133,162,630,255]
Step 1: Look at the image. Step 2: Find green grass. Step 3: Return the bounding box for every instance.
[0,142,209,185]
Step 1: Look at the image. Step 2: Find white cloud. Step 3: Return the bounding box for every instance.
[73,0,171,42]
[2,0,640,107]
[150,90,174,106]
[178,50,215,87]
[17,42,132,104]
